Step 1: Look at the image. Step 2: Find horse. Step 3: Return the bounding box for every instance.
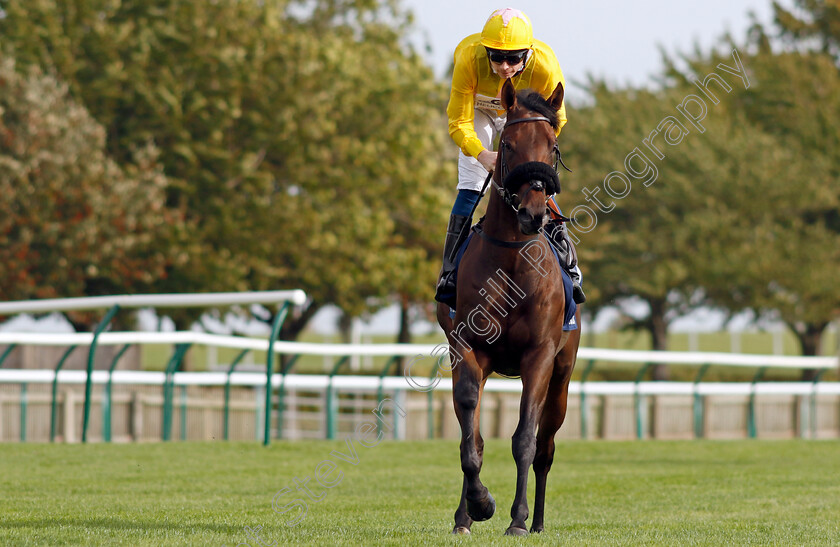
[436,77,582,536]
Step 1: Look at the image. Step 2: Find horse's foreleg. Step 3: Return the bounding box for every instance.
[506,354,554,536]
[531,362,574,533]
[452,363,494,531]
[453,403,486,534]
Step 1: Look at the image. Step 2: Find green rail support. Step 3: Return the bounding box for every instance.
[376,356,401,439]
[634,363,653,440]
[263,302,293,447]
[161,343,191,441]
[50,346,78,442]
[426,362,443,439]
[578,360,596,439]
[82,304,121,443]
[692,364,711,439]
[20,383,27,442]
[276,354,301,440]
[223,349,251,441]
[808,369,827,439]
[103,344,131,442]
[0,344,17,368]
[747,366,768,439]
[255,385,263,441]
[180,385,188,440]
[326,356,351,440]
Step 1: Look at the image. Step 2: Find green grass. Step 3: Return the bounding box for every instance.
[2,440,839,546]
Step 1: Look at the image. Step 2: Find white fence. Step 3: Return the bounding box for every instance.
[1,330,838,443]
[0,291,306,443]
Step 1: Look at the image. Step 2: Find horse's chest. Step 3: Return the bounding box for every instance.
[459,305,546,350]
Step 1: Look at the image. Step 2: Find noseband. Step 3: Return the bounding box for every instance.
[492,116,571,212]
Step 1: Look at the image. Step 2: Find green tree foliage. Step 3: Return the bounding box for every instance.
[667,40,840,360]
[773,0,840,60]
[562,84,710,377]
[0,0,452,335]
[565,38,839,371]
[0,55,183,316]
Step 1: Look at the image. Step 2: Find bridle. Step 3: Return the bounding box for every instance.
[491,115,571,212]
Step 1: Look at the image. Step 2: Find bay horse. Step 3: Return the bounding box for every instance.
[436,78,581,536]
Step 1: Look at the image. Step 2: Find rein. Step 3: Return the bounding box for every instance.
[470,114,574,250]
[492,116,571,212]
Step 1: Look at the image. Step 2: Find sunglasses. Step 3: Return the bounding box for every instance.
[487,49,528,65]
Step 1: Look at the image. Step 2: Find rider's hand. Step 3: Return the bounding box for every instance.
[477,150,497,172]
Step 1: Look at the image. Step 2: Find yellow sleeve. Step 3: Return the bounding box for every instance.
[446,42,485,158]
[529,42,567,136]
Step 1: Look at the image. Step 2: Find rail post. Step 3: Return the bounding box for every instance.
[223,349,251,441]
[808,369,827,439]
[276,355,300,440]
[82,304,121,442]
[180,385,188,440]
[634,363,653,440]
[426,363,442,440]
[579,360,596,439]
[263,302,293,447]
[103,344,131,442]
[747,366,767,439]
[692,364,711,439]
[376,356,401,439]
[326,356,351,440]
[161,343,191,441]
[50,346,78,442]
[19,382,27,442]
[0,344,16,368]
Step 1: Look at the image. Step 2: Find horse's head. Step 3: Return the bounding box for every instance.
[496,78,565,235]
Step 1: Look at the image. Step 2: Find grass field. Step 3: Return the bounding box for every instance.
[2,440,839,546]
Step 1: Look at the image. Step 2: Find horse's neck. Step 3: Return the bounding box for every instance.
[483,188,528,243]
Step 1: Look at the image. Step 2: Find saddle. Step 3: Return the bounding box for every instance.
[442,219,578,331]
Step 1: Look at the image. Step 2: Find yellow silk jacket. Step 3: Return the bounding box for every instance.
[447,33,568,159]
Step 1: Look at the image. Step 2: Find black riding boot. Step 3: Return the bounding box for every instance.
[434,214,471,304]
[570,268,586,305]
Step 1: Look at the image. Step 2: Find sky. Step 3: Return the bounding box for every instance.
[403,0,782,102]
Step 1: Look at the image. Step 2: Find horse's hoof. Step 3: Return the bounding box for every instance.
[466,492,495,522]
[505,526,529,536]
[452,526,471,535]
[530,525,544,534]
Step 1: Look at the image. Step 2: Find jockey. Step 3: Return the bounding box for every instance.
[435,7,586,305]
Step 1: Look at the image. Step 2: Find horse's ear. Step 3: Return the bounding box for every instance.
[548,80,564,111]
[501,78,517,110]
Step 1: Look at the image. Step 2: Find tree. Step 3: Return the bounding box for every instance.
[773,0,840,62]
[562,84,716,379]
[0,55,183,319]
[667,41,840,366]
[0,0,452,336]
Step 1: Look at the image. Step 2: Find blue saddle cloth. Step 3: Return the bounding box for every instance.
[441,232,578,331]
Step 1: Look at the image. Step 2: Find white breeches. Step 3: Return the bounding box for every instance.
[457,109,507,191]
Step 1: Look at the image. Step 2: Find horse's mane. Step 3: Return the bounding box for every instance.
[517,90,560,130]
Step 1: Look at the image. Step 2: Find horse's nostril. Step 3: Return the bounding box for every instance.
[517,208,542,235]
